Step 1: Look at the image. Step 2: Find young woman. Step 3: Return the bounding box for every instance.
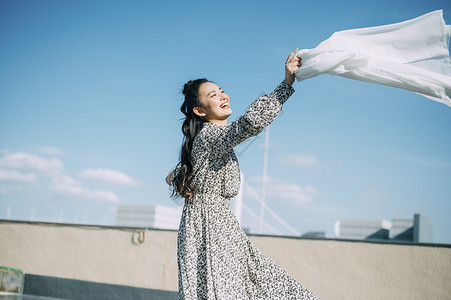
[167,49,319,299]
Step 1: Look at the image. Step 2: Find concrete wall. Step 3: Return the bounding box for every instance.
[1,220,450,300]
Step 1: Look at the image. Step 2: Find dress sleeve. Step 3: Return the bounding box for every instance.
[199,80,295,154]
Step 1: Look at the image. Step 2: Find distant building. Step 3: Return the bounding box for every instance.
[300,231,326,239]
[391,214,433,243]
[115,205,182,230]
[390,218,414,240]
[335,214,433,243]
[391,218,414,241]
[334,219,391,240]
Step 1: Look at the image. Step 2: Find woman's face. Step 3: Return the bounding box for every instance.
[194,82,232,125]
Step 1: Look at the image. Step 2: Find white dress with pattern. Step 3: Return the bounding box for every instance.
[177,80,319,300]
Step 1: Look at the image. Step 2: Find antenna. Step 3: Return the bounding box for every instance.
[258,126,270,233]
[233,173,244,224]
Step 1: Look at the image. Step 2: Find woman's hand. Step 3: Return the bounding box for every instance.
[165,171,173,185]
[285,48,302,86]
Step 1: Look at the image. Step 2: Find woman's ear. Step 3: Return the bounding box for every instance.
[193,107,207,117]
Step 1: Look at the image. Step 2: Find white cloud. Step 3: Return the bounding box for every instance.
[0,169,36,182]
[0,186,9,194]
[0,151,63,174]
[381,152,451,169]
[78,168,139,186]
[52,173,78,187]
[265,182,319,206]
[278,154,319,167]
[39,146,65,156]
[52,174,119,203]
[246,176,320,206]
[0,151,120,203]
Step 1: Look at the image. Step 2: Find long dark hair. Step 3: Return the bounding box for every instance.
[170,78,209,199]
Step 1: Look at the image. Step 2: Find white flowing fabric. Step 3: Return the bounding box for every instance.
[295,10,451,107]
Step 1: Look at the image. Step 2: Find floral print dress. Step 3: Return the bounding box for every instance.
[177,80,319,300]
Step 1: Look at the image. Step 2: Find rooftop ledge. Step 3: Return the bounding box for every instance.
[1,219,449,248]
[1,219,450,299]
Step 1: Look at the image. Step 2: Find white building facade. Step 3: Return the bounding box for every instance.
[334,214,433,243]
[115,205,182,230]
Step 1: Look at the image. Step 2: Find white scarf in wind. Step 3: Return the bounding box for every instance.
[295,10,451,107]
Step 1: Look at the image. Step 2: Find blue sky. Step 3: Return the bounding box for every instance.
[1,0,450,243]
